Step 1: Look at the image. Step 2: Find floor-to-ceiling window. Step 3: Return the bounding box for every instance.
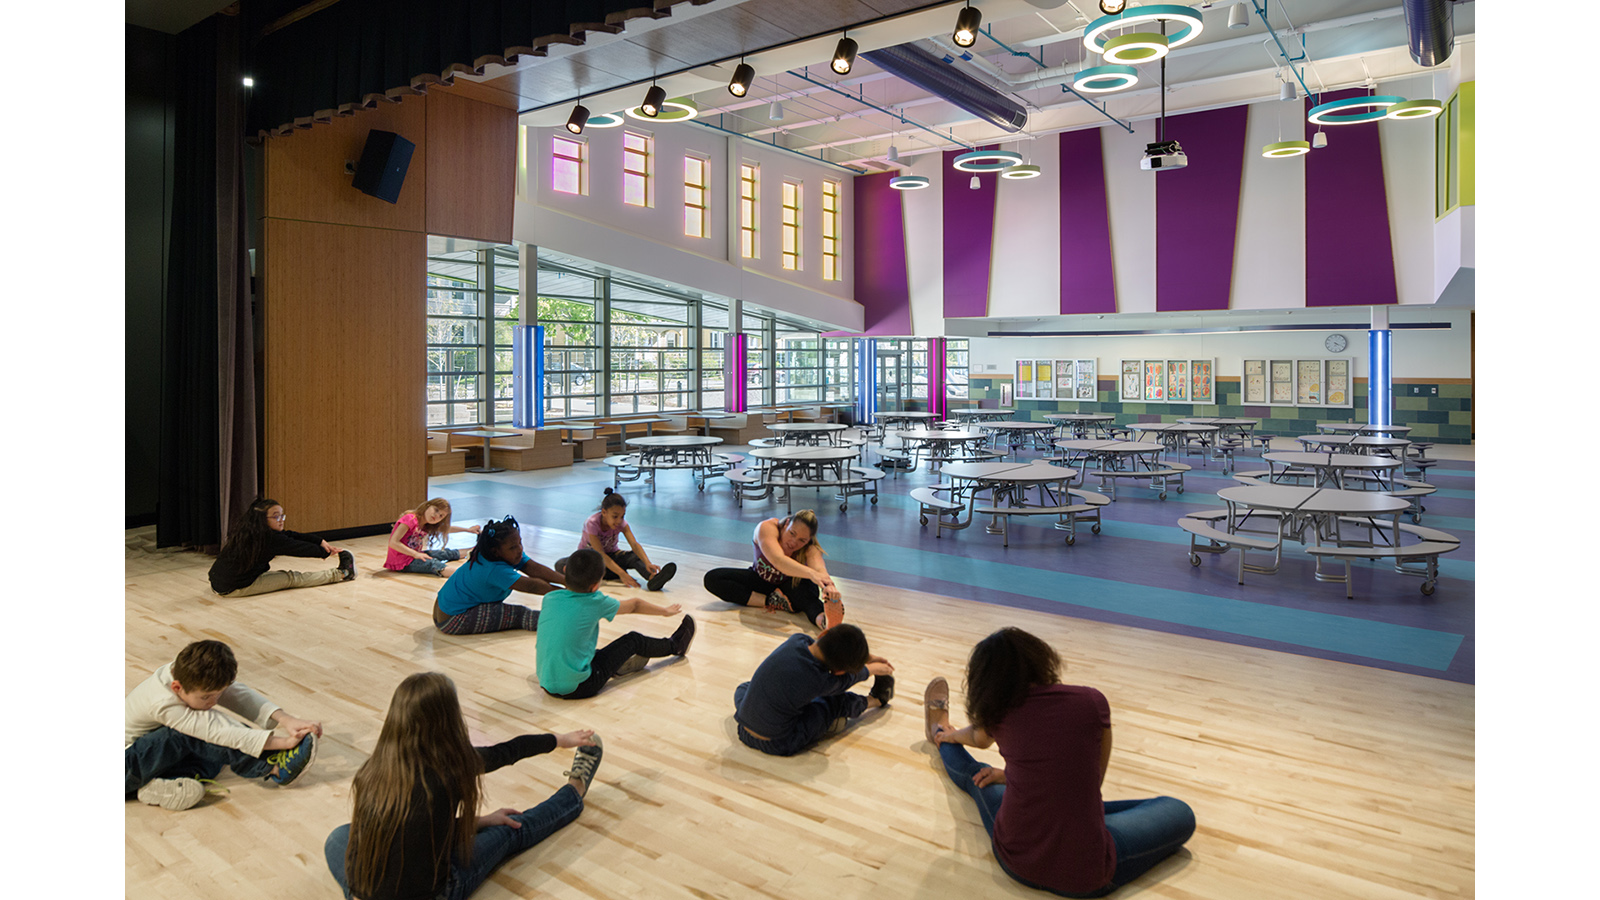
[608,284,692,416]
[823,338,855,402]
[776,323,821,403]
[426,246,519,427]
[743,310,772,407]
[699,302,728,412]
[538,263,604,420]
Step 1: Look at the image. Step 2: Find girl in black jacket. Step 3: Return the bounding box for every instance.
[208,497,355,596]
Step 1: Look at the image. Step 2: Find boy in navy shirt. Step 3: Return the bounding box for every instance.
[733,625,894,756]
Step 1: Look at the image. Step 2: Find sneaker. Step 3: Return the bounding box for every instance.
[764,590,793,614]
[924,677,950,745]
[820,597,845,632]
[337,550,356,581]
[615,654,649,677]
[825,715,850,737]
[264,733,318,787]
[869,675,896,707]
[669,616,697,657]
[563,734,604,794]
[646,562,678,592]
[137,777,205,811]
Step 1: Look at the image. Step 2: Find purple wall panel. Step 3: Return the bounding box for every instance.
[1058,129,1117,314]
[851,172,914,335]
[942,146,998,317]
[1155,105,1248,311]
[1305,89,1398,307]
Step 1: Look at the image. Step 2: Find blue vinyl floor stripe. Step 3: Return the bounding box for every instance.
[441,478,1465,671]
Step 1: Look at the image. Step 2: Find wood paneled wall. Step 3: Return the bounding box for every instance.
[260,87,516,531]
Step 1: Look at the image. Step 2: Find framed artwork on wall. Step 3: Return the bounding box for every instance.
[1036,360,1054,399]
[1191,360,1214,403]
[1121,360,1141,400]
[1327,359,1349,405]
[1246,358,1353,407]
[1270,360,1294,403]
[1017,361,1035,399]
[1244,359,1266,403]
[1143,361,1165,401]
[1296,359,1322,405]
[1169,360,1190,402]
[1076,359,1097,400]
[1055,359,1074,397]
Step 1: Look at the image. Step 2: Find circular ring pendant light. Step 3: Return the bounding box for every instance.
[1000,164,1042,180]
[1261,140,1311,158]
[1306,95,1403,125]
[889,175,930,190]
[625,98,700,122]
[583,112,625,128]
[1101,32,1170,64]
[952,149,1024,172]
[1072,64,1139,93]
[1386,98,1445,119]
[1084,5,1205,54]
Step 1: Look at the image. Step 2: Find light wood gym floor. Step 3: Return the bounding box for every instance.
[124,520,1473,900]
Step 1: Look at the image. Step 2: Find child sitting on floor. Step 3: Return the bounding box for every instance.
[208,498,354,597]
[555,489,677,591]
[125,639,320,810]
[384,497,480,576]
[534,549,696,700]
[733,624,894,757]
[433,516,564,635]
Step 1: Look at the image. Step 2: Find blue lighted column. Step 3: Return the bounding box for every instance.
[1367,307,1391,426]
[512,325,545,428]
[856,338,877,425]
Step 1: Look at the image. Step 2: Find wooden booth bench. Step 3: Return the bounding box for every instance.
[426,432,468,476]
[446,428,573,472]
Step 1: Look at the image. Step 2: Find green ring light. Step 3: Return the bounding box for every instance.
[1000,164,1042,180]
[1072,64,1139,94]
[953,150,1023,172]
[1101,32,1170,64]
[1085,5,1204,54]
[1386,99,1445,120]
[1261,140,1311,158]
[1307,95,1403,125]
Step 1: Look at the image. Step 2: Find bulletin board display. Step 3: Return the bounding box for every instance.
[1121,359,1217,406]
[1245,358,1354,408]
[1017,358,1096,402]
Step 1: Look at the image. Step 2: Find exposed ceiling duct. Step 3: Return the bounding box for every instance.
[1402,0,1455,67]
[862,42,1029,134]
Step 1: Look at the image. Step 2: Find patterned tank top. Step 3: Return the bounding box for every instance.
[751,519,786,584]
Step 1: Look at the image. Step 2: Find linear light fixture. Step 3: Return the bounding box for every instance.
[953,4,982,48]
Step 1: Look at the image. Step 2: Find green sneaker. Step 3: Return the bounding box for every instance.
[137,777,205,811]
[264,733,318,787]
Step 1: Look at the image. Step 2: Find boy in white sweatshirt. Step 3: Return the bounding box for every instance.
[125,639,321,810]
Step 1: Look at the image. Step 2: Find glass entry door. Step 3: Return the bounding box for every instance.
[876,351,906,412]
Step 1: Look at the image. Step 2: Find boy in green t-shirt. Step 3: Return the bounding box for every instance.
[535,549,695,699]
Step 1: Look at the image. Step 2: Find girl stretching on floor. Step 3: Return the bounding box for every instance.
[432,516,564,635]
[208,498,355,597]
[555,489,677,591]
[324,672,603,900]
[384,498,481,577]
[702,510,844,631]
[923,628,1196,898]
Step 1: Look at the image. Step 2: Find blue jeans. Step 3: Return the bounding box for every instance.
[938,743,1195,897]
[125,727,274,796]
[324,784,584,900]
[401,548,460,575]
[732,680,869,756]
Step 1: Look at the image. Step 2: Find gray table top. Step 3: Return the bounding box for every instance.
[1316,423,1413,434]
[1218,485,1408,515]
[951,409,1017,418]
[1044,413,1116,421]
[1266,451,1402,469]
[771,422,847,432]
[978,421,1058,431]
[626,435,723,448]
[1294,434,1411,450]
[1129,422,1219,433]
[1055,439,1166,454]
[939,461,1074,482]
[1179,417,1259,426]
[747,446,859,461]
[896,428,988,441]
[455,429,520,439]
[878,411,940,420]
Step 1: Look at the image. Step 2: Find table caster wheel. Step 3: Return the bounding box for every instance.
[1065,535,1076,546]
[1411,514,1422,525]
[1190,553,1202,566]
[1159,492,1168,500]
[870,496,878,504]
[1091,524,1101,535]
[1176,486,1185,494]
[1421,581,1436,595]
[840,503,848,512]
[919,515,928,525]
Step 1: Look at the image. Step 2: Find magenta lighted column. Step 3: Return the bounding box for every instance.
[927,337,948,418]
[726,333,748,412]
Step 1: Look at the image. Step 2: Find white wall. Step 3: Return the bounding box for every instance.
[1234,100,1307,309]
[515,124,861,330]
[901,151,945,336]
[989,133,1061,318]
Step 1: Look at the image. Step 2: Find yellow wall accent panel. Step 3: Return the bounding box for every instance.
[261,219,426,532]
[425,90,516,242]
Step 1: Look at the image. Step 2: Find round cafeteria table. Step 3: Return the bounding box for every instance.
[747,445,867,511]
[770,422,848,445]
[1044,413,1116,438]
[1315,422,1413,437]
[1263,451,1402,490]
[977,420,1060,456]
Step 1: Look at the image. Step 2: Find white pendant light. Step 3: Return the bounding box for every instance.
[970,174,980,190]
[1280,79,1297,101]
[1229,3,1249,29]
[887,144,899,163]
[1312,131,1328,149]
[769,100,784,121]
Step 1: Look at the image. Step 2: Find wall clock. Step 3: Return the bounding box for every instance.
[1325,333,1348,353]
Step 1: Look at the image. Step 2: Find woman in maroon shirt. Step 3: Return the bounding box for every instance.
[924,628,1195,897]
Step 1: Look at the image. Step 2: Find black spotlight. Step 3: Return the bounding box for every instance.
[832,35,858,75]
[566,104,590,134]
[641,83,666,117]
[729,62,755,97]
[953,4,982,48]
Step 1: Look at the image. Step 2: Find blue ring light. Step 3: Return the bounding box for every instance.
[1084,5,1204,54]
[1072,64,1139,93]
[952,150,1023,172]
[1307,95,1404,125]
[889,175,930,190]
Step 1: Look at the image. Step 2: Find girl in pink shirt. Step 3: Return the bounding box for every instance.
[555,489,677,591]
[384,498,481,576]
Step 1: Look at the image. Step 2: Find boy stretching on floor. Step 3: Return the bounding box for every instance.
[126,639,321,810]
[733,624,895,756]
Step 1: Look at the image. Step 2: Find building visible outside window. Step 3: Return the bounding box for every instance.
[552,136,586,195]
[739,163,759,258]
[608,290,691,416]
[945,339,970,404]
[823,338,855,403]
[821,180,840,281]
[623,131,652,207]
[538,267,603,420]
[684,156,709,238]
[781,180,801,270]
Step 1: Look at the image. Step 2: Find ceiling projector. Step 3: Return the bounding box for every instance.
[1140,140,1188,171]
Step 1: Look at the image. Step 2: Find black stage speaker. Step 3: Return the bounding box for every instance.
[352,130,415,203]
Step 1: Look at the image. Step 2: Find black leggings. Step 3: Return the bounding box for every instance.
[544,632,675,700]
[556,550,647,582]
[703,567,824,625]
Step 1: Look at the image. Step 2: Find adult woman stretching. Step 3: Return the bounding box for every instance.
[703,510,844,630]
[324,672,602,900]
[924,628,1195,897]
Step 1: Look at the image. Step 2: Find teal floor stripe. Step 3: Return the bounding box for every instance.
[444,480,1464,671]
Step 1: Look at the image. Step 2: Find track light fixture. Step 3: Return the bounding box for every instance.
[1229,3,1249,29]
[729,61,755,97]
[1098,0,1126,14]
[953,4,982,48]
[832,35,858,75]
[566,103,590,134]
[641,81,666,117]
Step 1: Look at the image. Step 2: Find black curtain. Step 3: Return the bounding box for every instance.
[157,12,257,550]
[244,0,709,137]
